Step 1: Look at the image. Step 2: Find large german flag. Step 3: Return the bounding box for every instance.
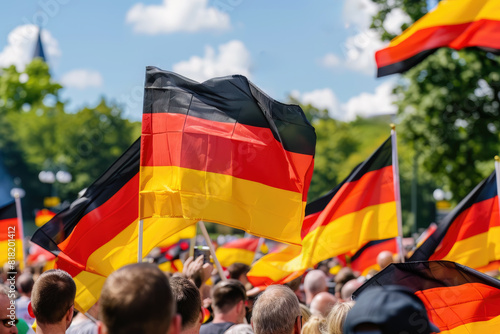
[410,171,500,271]
[376,0,500,77]
[0,202,23,267]
[353,261,500,333]
[31,138,195,312]
[139,68,316,246]
[248,137,398,286]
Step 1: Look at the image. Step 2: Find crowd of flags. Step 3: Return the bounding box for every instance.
[0,0,500,331]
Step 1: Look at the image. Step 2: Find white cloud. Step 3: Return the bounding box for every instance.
[343,0,378,29]
[342,81,397,120]
[383,8,411,35]
[60,69,103,89]
[0,25,61,71]
[291,89,342,119]
[126,0,231,34]
[320,54,341,68]
[294,81,396,121]
[172,40,251,82]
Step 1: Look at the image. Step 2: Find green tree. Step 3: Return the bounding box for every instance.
[370,0,500,202]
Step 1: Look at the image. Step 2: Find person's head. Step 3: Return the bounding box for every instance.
[301,315,326,334]
[98,263,180,334]
[16,273,34,296]
[343,286,440,334]
[211,279,247,323]
[334,268,356,299]
[309,291,337,318]
[251,285,301,334]
[0,286,17,334]
[227,263,250,282]
[303,270,327,305]
[29,269,76,327]
[376,251,394,270]
[326,301,354,334]
[169,276,202,333]
[340,279,364,301]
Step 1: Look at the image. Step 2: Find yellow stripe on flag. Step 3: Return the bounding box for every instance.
[440,226,500,270]
[140,166,305,245]
[216,248,256,267]
[440,314,500,334]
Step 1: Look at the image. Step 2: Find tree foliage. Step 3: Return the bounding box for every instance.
[0,60,141,223]
[370,0,500,201]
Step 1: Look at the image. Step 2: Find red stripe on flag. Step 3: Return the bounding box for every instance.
[141,113,313,194]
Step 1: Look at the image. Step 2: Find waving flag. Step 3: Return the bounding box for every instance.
[349,238,398,276]
[0,202,23,267]
[248,136,398,286]
[216,238,265,268]
[354,261,500,332]
[410,171,500,271]
[31,138,194,312]
[376,0,500,77]
[139,68,316,246]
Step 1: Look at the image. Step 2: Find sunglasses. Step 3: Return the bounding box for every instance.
[1,319,18,328]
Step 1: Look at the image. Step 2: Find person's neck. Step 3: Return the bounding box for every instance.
[181,324,201,334]
[212,312,240,324]
[37,322,68,334]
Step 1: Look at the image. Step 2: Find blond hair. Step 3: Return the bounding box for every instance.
[325,301,354,334]
[302,315,326,334]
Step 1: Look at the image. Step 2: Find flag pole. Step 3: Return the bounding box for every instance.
[11,188,26,270]
[138,219,143,263]
[198,221,227,281]
[189,224,197,258]
[391,124,405,263]
[251,237,265,264]
[495,156,500,222]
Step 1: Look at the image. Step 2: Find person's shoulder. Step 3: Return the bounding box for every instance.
[200,322,235,334]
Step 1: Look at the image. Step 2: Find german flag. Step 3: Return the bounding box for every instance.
[34,208,56,227]
[139,68,316,246]
[349,238,398,276]
[0,201,23,267]
[216,238,265,268]
[353,261,500,332]
[410,171,500,271]
[248,137,398,286]
[31,138,195,312]
[376,0,500,77]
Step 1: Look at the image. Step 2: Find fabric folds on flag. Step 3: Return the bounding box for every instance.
[376,0,500,77]
[353,261,500,333]
[216,238,263,268]
[139,68,316,246]
[410,171,500,271]
[31,138,194,312]
[248,137,398,286]
[0,201,23,267]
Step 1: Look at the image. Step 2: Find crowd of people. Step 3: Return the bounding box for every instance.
[0,244,447,334]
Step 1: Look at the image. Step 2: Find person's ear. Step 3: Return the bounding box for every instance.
[65,305,74,328]
[168,314,181,334]
[97,321,108,334]
[293,315,302,334]
[28,302,35,318]
[199,308,204,324]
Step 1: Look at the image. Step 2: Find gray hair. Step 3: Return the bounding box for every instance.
[252,285,300,334]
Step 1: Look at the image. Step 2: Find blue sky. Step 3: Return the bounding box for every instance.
[0,0,409,121]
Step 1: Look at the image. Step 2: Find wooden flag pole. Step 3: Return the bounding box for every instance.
[391,124,405,263]
[189,224,197,258]
[138,219,144,263]
[495,156,500,223]
[11,188,26,270]
[198,221,227,281]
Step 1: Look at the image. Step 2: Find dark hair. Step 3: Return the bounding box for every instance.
[170,276,201,329]
[17,273,34,294]
[99,263,175,334]
[212,279,247,313]
[31,269,76,324]
[227,263,250,280]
